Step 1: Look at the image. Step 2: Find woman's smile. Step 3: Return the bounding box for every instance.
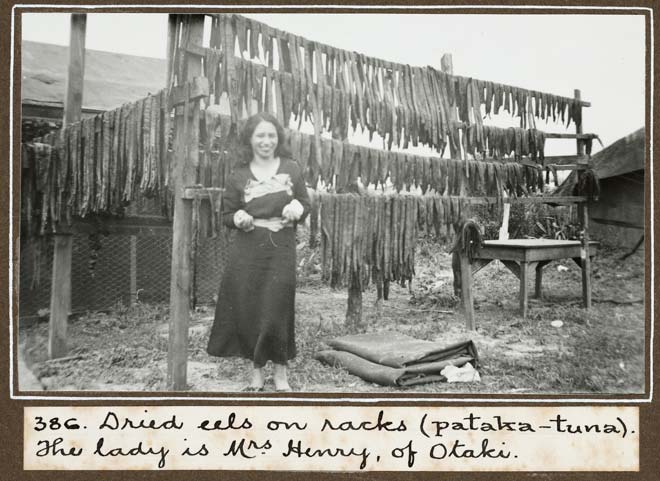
[251,121,279,159]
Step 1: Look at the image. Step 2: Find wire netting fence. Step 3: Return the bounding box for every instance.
[19,231,230,319]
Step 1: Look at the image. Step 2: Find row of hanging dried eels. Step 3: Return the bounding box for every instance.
[287,128,547,195]
[21,88,171,236]
[22,101,547,237]
[198,13,584,155]
[315,192,479,290]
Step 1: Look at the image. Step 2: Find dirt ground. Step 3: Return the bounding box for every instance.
[20,241,645,395]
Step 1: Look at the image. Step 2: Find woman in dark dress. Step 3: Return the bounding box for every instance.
[207,112,310,392]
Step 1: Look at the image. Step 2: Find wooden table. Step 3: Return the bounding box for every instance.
[459,239,599,328]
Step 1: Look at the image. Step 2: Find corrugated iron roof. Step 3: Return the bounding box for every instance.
[21,40,167,111]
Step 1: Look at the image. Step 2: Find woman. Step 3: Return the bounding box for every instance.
[207,112,310,392]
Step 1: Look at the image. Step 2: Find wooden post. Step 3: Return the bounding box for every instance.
[166,14,178,88]
[49,236,73,358]
[63,14,86,125]
[442,53,471,326]
[329,90,363,326]
[168,15,204,390]
[534,266,542,299]
[441,53,469,203]
[575,89,592,309]
[48,13,86,359]
[129,235,137,305]
[344,204,363,327]
[459,254,475,330]
[441,54,459,162]
[534,262,544,299]
[519,261,529,319]
[346,274,363,330]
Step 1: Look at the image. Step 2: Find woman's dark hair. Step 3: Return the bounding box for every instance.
[238,112,290,165]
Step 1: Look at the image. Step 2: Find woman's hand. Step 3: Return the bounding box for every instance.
[282,199,304,223]
[233,209,254,231]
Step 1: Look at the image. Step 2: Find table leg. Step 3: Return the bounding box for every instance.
[460,254,475,331]
[520,261,529,319]
[572,255,593,308]
[534,261,550,298]
[535,263,542,299]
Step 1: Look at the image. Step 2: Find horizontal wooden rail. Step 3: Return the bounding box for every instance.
[182,186,225,200]
[53,216,173,236]
[509,196,587,204]
[545,164,588,171]
[450,121,598,140]
[462,195,587,205]
[544,133,598,140]
[542,155,584,166]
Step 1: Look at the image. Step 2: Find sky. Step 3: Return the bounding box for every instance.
[21,11,646,157]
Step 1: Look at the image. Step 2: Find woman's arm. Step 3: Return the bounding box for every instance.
[291,162,311,223]
[221,172,244,228]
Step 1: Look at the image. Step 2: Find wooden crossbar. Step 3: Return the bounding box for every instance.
[544,133,599,140]
[182,186,225,200]
[464,196,587,205]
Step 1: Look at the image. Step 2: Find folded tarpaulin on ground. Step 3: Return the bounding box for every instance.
[314,331,480,387]
[315,350,475,387]
[327,331,480,368]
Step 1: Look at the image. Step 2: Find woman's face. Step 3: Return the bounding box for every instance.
[250,120,278,160]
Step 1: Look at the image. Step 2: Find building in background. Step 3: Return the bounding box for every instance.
[555,128,645,248]
[22,40,166,121]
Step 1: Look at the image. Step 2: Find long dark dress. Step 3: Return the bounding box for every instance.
[207,158,310,367]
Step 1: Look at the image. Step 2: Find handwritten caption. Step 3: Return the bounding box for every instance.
[24,406,638,471]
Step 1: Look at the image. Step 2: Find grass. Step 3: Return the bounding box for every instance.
[19,240,645,395]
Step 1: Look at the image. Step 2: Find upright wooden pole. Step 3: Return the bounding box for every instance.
[346,277,363,329]
[574,89,592,309]
[129,235,137,305]
[460,254,475,330]
[49,236,73,358]
[166,14,178,88]
[168,15,204,390]
[519,261,529,319]
[48,13,86,359]
[63,15,86,126]
[337,130,364,326]
[441,54,460,164]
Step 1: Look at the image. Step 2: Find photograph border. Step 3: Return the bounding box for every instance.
[5,3,656,405]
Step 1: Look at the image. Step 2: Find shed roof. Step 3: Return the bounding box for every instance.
[553,127,645,196]
[589,127,645,179]
[21,40,167,112]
